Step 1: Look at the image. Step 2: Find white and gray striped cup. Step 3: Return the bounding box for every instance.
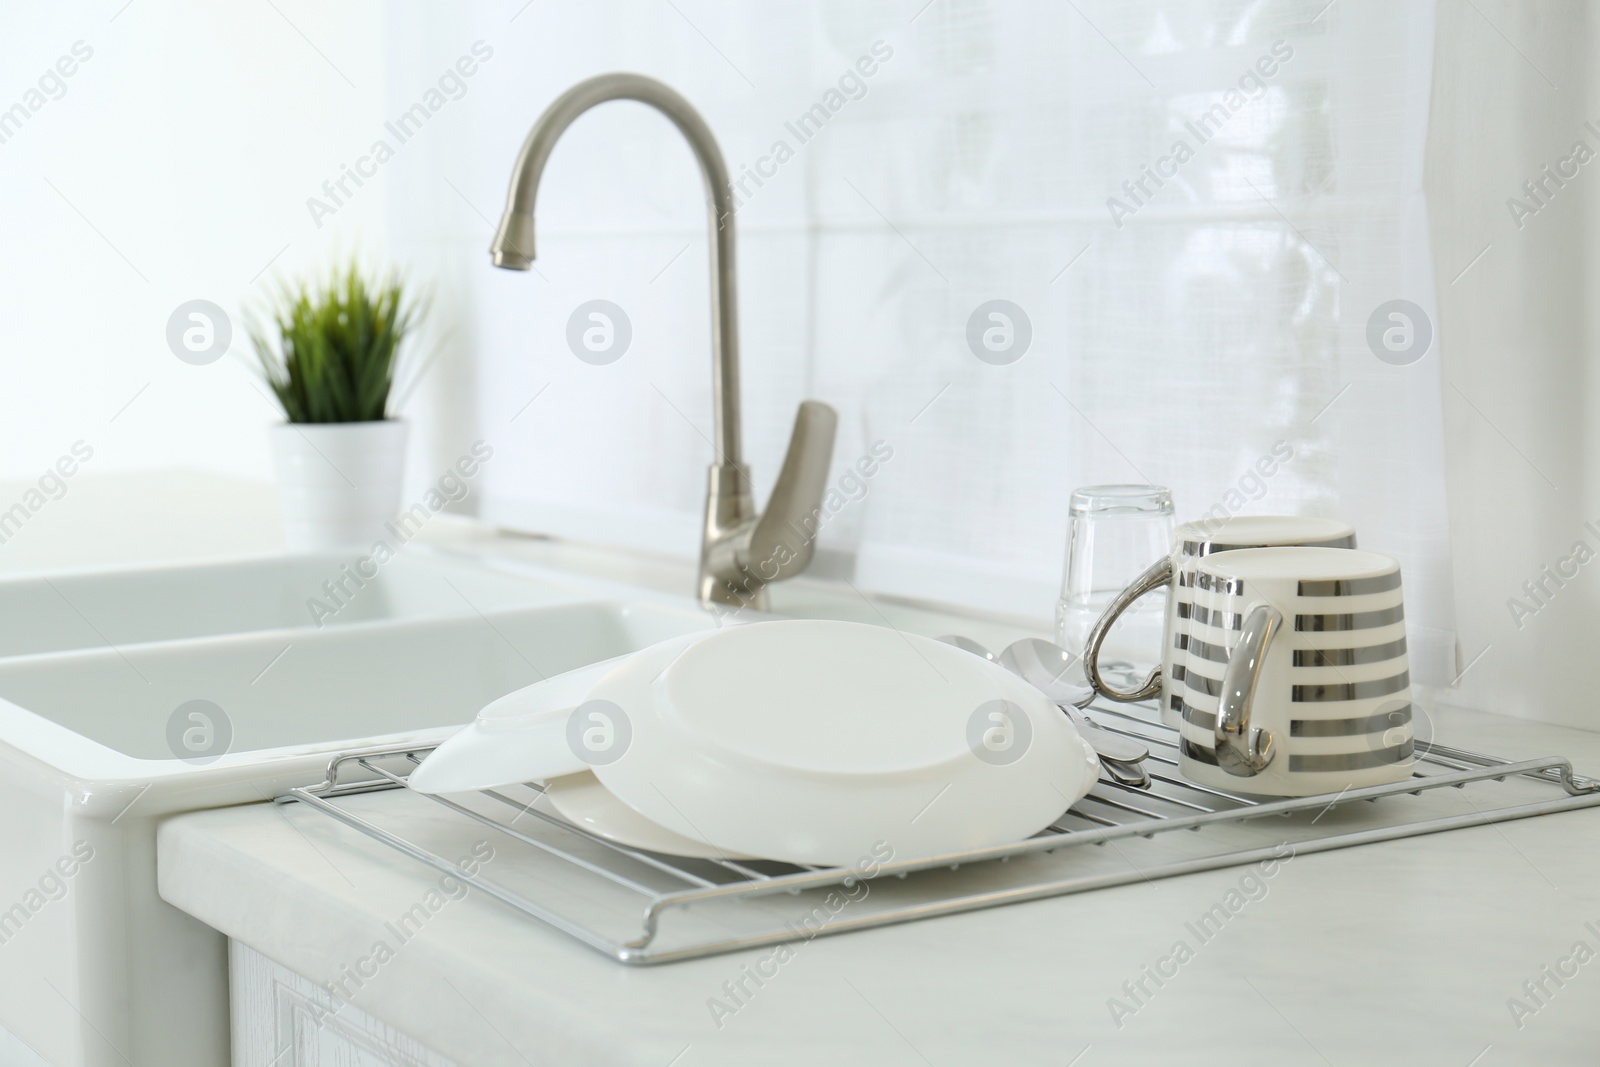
[1177,546,1413,797]
[1084,516,1357,727]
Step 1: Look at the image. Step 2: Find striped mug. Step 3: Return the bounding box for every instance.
[1177,546,1414,796]
[1083,516,1357,726]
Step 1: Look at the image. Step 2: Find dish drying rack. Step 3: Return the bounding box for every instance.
[278,701,1600,965]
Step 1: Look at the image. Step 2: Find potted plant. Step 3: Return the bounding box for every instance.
[252,266,417,551]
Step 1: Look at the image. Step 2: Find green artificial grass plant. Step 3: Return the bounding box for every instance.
[252,266,416,423]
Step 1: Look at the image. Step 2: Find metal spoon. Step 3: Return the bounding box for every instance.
[996,639,1151,766]
[1098,752,1152,789]
[994,638,1092,707]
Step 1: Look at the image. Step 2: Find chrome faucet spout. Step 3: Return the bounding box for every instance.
[491,73,837,610]
[490,72,741,463]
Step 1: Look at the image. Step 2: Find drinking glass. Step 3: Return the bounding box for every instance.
[1056,485,1175,682]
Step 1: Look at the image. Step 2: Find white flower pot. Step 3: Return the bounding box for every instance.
[270,420,408,551]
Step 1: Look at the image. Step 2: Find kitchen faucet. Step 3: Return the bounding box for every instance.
[490,73,838,611]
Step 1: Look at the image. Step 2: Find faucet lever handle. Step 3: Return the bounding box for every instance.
[747,400,839,581]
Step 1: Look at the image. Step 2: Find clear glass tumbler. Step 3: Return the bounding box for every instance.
[1056,485,1175,682]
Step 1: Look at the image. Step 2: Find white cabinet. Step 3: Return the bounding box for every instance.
[229,942,456,1067]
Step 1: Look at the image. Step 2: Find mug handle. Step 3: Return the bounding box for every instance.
[1214,602,1283,777]
[1082,555,1173,702]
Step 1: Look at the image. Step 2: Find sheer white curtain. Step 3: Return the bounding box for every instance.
[388,0,1455,685]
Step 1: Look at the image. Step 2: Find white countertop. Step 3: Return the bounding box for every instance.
[18,473,1600,1064]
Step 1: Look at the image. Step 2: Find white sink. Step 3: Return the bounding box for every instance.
[0,600,705,768]
[0,549,594,657]
[0,548,716,1067]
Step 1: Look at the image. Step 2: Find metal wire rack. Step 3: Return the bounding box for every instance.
[277,701,1600,964]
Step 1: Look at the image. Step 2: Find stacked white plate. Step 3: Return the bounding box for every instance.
[409,619,1098,867]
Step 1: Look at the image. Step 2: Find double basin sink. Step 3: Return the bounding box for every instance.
[0,547,715,1067]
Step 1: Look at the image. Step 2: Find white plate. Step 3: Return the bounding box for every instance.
[536,771,755,860]
[414,619,1099,866]
[406,652,622,793]
[407,634,707,793]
